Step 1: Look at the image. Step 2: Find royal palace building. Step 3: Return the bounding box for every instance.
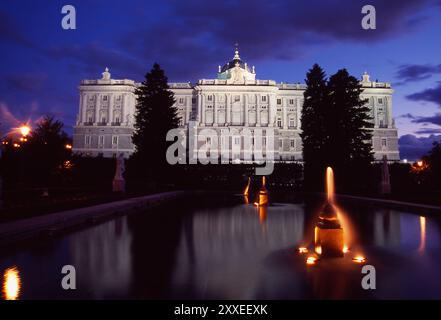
[72,48,400,161]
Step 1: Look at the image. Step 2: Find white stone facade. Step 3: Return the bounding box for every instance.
[73,50,400,161]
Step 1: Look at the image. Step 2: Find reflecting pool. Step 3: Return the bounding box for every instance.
[1,195,441,299]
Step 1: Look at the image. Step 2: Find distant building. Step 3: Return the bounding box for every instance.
[73,48,400,161]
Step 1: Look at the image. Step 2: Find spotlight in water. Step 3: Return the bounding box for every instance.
[343,245,349,253]
[352,256,366,263]
[2,267,21,300]
[306,256,317,265]
[298,247,308,254]
[315,245,322,255]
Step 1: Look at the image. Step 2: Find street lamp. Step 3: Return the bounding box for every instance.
[19,125,31,137]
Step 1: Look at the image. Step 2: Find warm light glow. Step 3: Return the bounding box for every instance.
[417,161,423,167]
[352,256,366,263]
[315,245,322,255]
[306,256,317,265]
[418,216,426,253]
[2,267,21,300]
[298,247,308,254]
[243,177,251,196]
[13,143,20,148]
[326,167,335,203]
[65,144,73,150]
[343,245,349,253]
[19,125,31,137]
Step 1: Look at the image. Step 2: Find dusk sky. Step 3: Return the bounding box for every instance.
[1,0,441,160]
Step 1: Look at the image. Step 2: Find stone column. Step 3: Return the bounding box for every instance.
[197,92,202,124]
[213,94,218,126]
[186,97,191,125]
[386,96,393,128]
[372,97,378,128]
[282,99,287,129]
[81,93,87,124]
[95,94,100,125]
[244,94,248,126]
[226,94,231,124]
[109,93,114,125]
[201,93,206,126]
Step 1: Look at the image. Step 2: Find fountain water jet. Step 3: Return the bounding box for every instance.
[254,176,268,206]
[243,177,251,197]
[314,167,344,257]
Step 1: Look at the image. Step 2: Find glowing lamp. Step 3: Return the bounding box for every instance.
[298,247,308,254]
[306,256,317,265]
[19,125,31,137]
[352,256,366,263]
[343,245,349,253]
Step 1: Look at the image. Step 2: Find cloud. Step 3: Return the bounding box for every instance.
[406,82,441,107]
[0,10,35,48]
[117,0,433,80]
[45,43,145,80]
[4,73,48,92]
[415,128,441,134]
[411,113,441,126]
[395,63,441,84]
[399,134,441,160]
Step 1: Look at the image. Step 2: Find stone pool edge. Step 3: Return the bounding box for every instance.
[0,190,190,246]
[335,194,441,215]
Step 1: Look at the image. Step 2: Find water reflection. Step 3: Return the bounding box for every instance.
[172,203,305,299]
[419,216,426,253]
[2,266,21,300]
[1,196,441,299]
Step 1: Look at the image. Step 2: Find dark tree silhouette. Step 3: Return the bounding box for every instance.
[301,65,374,192]
[129,63,179,188]
[327,69,373,191]
[300,64,329,191]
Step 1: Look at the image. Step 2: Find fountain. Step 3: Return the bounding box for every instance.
[254,176,268,206]
[314,167,344,257]
[243,177,251,197]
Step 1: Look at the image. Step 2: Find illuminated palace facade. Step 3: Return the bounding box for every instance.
[72,48,400,161]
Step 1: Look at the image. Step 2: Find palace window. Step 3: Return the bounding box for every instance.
[279,139,283,148]
[290,139,295,148]
[289,117,296,128]
[85,135,91,145]
[208,95,213,101]
[99,135,104,146]
[179,98,184,104]
[88,116,93,123]
[192,97,196,104]
[234,95,240,102]
[206,137,211,145]
[289,99,294,105]
[277,118,282,127]
[235,137,241,145]
[117,95,121,101]
[101,117,107,124]
[277,99,282,105]
[114,116,120,124]
[378,98,383,104]
[382,138,387,147]
[112,136,118,145]
[103,96,108,101]
[261,96,267,102]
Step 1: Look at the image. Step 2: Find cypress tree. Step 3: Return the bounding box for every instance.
[131,63,179,186]
[300,64,329,191]
[327,69,373,191]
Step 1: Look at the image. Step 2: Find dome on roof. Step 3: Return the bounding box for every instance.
[217,46,255,81]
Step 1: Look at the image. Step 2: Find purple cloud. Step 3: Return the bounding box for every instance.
[407,83,441,107]
[396,63,441,83]
[399,133,441,160]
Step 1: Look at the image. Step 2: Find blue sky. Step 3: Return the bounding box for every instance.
[1,0,441,160]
